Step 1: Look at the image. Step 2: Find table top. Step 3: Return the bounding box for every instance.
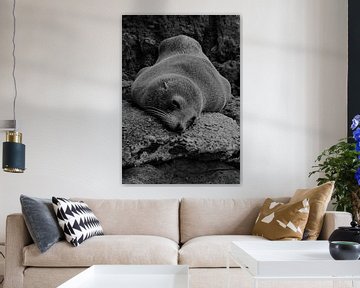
[58,265,189,288]
[231,240,360,278]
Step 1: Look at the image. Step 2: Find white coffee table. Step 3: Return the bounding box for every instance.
[228,241,360,288]
[58,265,189,288]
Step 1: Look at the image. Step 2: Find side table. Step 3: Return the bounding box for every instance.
[227,240,360,288]
[58,265,189,288]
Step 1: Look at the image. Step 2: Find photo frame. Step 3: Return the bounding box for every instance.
[122,15,240,184]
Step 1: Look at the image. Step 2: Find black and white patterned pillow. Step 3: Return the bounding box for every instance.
[52,197,104,247]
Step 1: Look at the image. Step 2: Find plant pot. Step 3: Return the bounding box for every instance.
[329,221,360,244]
[329,241,360,260]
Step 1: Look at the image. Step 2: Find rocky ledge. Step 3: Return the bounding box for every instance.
[122,101,240,184]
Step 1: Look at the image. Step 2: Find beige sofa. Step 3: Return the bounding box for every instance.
[4,198,352,288]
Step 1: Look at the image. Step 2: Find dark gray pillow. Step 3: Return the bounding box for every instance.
[20,195,64,253]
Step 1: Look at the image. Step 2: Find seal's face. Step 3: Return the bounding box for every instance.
[143,80,202,133]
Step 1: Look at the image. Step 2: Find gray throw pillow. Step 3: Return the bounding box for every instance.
[20,195,64,253]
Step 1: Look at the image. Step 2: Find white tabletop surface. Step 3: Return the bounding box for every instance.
[58,265,189,288]
[231,240,360,278]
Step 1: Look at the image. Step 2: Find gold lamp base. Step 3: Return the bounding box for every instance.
[3,167,24,173]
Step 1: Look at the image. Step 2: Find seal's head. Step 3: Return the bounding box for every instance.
[142,76,203,133]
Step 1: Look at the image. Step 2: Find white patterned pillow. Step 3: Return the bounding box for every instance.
[52,197,104,246]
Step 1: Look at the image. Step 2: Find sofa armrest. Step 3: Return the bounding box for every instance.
[318,211,352,240]
[4,213,33,288]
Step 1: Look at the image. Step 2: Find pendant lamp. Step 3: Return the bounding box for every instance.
[1,0,26,173]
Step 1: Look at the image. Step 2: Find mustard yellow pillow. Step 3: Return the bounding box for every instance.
[289,181,334,240]
[252,198,310,240]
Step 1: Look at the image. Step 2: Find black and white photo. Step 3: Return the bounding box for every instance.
[122,15,240,184]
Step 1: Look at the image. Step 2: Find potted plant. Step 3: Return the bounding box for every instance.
[309,115,360,222]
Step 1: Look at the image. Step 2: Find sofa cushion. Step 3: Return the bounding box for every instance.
[52,197,104,247]
[179,235,267,268]
[72,198,179,243]
[20,195,64,253]
[23,235,178,267]
[180,198,289,243]
[252,198,310,240]
[24,268,86,288]
[290,181,334,240]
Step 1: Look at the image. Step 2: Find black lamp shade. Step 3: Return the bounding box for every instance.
[3,139,25,173]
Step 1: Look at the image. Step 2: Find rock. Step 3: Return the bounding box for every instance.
[122,80,133,101]
[214,60,240,97]
[122,33,139,79]
[122,164,168,184]
[122,101,240,168]
[139,37,158,68]
[122,159,239,184]
[212,15,240,63]
[122,101,171,166]
[222,96,240,124]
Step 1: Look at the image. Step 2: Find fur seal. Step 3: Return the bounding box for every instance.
[131,35,231,132]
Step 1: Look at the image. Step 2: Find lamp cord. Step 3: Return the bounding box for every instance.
[12,0,18,129]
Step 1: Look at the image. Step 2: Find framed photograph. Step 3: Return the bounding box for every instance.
[122,15,240,184]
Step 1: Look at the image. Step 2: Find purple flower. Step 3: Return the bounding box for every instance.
[356,167,360,186]
[357,142,360,152]
[354,128,360,142]
[352,115,360,130]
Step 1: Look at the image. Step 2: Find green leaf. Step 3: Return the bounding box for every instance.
[309,138,360,215]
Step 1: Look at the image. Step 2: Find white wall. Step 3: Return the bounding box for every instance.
[0,0,347,242]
